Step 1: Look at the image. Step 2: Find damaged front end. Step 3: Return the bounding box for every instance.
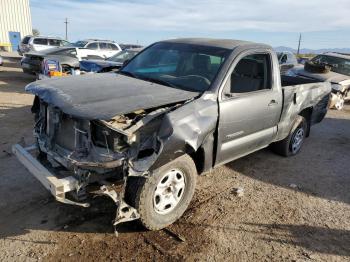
[14,96,183,227]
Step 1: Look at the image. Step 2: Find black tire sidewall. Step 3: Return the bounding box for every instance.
[137,155,197,230]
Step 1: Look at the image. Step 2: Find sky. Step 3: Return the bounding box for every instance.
[30,0,350,49]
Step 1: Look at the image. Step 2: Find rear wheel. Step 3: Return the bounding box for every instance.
[271,116,307,157]
[125,154,197,230]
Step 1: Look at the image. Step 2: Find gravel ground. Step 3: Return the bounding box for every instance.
[0,55,349,261]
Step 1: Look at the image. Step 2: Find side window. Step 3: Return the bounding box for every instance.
[228,53,272,94]
[33,38,48,45]
[109,43,119,50]
[87,42,98,50]
[287,53,296,63]
[48,39,61,46]
[281,54,287,63]
[99,42,109,50]
[60,40,70,46]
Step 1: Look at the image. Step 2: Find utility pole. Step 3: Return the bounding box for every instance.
[297,33,302,56]
[64,18,68,40]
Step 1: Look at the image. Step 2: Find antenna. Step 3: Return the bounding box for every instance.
[64,18,69,40]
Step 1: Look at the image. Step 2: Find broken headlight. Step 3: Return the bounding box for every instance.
[91,121,130,152]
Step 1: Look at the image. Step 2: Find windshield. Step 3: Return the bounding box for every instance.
[120,42,230,92]
[73,41,88,48]
[108,50,138,62]
[311,54,350,76]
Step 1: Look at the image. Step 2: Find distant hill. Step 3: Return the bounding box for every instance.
[274,46,350,54]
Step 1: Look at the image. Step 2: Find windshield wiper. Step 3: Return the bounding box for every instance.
[141,77,178,88]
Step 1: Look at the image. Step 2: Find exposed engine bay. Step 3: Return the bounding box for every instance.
[31,97,185,228]
[34,97,182,179]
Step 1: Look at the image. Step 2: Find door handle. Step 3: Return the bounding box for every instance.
[268,100,278,106]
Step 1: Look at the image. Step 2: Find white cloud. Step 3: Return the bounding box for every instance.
[30,0,350,41]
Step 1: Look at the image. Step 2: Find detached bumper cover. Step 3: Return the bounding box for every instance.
[12,144,89,207]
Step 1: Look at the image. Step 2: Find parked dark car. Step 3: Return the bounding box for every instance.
[79,48,142,73]
[21,47,80,75]
[14,38,331,232]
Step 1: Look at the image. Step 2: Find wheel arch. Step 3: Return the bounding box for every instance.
[298,106,313,137]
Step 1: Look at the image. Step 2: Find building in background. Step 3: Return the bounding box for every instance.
[0,0,32,52]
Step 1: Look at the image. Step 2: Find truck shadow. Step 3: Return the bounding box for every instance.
[178,221,350,257]
[242,223,350,257]
[225,116,350,206]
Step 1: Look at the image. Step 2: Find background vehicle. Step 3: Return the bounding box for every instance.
[14,38,331,232]
[18,35,70,55]
[79,48,142,73]
[288,52,350,110]
[298,57,310,65]
[0,55,3,66]
[21,47,80,74]
[277,51,299,74]
[73,39,122,59]
[119,44,143,50]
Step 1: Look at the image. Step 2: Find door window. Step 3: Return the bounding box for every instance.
[227,53,272,94]
[48,39,61,46]
[87,42,98,50]
[33,38,48,45]
[109,43,119,50]
[99,42,109,50]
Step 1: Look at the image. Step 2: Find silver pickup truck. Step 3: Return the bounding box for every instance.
[13,38,331,231]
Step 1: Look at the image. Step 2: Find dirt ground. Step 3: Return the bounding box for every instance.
[0,54,349,262]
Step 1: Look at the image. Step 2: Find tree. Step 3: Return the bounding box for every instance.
[32,29,40,36]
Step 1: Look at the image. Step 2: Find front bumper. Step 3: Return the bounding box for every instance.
[12,143,89,207]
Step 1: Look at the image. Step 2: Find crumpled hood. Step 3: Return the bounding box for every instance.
[25,73,200,120]
[295,68,350,84]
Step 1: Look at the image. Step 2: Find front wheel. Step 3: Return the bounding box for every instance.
[125,154,197,230]
[271,116,307,157]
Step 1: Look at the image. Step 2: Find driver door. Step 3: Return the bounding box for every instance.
[215,51,282,165]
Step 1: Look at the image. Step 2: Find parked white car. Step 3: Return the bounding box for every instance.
[73,39,122,59]
[18,35,70,55]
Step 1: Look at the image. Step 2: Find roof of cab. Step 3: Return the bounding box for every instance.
[159,38,271,50]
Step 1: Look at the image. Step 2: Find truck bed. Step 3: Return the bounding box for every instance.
[274,75,331,142]
[281,75,321,87]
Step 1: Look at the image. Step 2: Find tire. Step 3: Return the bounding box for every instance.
[125,154,197,230]
[271,115,307,157]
